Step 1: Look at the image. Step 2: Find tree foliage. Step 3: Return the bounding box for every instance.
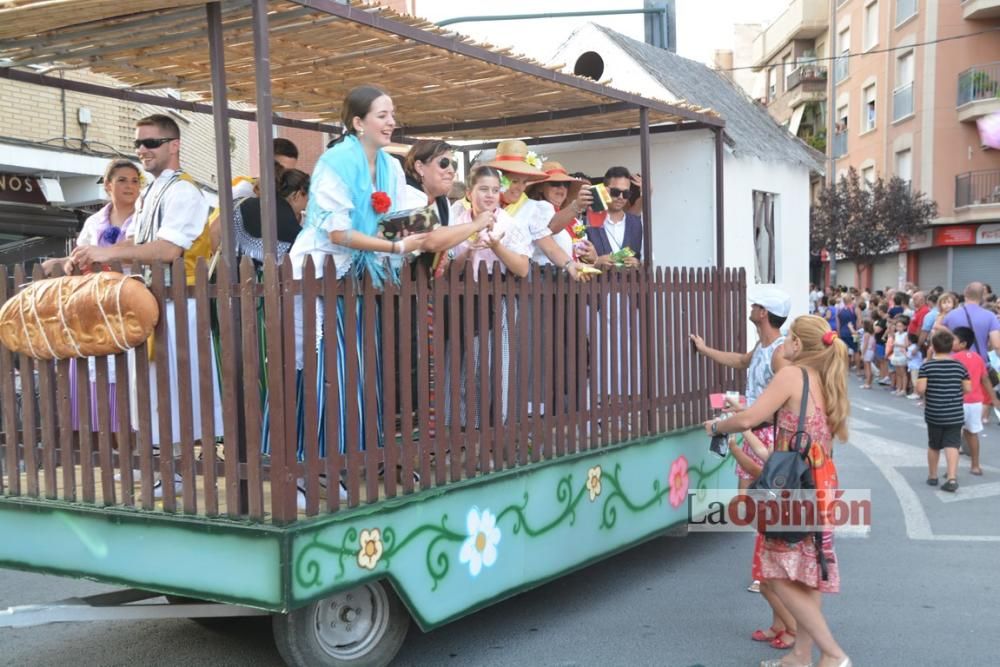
[811,167,937,264]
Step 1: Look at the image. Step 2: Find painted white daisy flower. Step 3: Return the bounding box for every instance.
[458,507,501,577]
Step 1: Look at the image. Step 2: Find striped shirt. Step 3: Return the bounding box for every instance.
[918,358,969,426]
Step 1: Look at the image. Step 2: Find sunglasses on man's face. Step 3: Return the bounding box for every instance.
[133,137,177,150]
[608,187,630,199]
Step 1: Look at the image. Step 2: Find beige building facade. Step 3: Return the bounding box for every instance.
[0,68,250,263]
[753,0,1000,291]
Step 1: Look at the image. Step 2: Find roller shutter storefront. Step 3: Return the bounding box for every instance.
[836,260,857,288]
[871,254,900,292]
[951,246,1000,292]
[917,247,949,291]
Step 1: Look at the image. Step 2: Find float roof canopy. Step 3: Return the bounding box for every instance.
[0,0,722,140]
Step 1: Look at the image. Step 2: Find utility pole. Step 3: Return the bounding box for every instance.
[826,0,838,287]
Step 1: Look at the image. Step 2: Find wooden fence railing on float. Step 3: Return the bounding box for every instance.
[0,259,746,524]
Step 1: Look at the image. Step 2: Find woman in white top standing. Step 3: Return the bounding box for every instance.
[42,158,140,431]
[446,165,532,428]
[288,85,429,470]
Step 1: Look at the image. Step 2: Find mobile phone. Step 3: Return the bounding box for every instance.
[709,434,729,458]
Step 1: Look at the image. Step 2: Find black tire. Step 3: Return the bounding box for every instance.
[272,581,409,667]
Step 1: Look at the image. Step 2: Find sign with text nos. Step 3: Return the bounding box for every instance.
[0,173,46,205]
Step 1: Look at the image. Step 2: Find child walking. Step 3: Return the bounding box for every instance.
[906,332,923,399]
[951,327,1000,476]
[860,319,876,389]
[917,329,971,492]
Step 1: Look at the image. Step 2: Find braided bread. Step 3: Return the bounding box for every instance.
[0,272,159,360]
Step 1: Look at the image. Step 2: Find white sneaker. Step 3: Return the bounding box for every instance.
[907,393,919,399]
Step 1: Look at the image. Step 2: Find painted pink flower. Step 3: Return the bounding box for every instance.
[668,455,690,508]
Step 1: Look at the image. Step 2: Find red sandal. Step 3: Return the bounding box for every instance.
[770,629,796,649]
[751,625,780,642]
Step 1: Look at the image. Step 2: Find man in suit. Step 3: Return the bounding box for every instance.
[587,166,642,269]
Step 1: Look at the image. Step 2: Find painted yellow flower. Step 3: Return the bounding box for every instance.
[357,528,383,570]
[587,465,602,502]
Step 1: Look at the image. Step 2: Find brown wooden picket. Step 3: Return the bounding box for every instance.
[0,258,745,523]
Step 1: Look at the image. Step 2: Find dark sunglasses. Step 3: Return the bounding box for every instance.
[435,156,456,170]
[608,187,630,199]
[133,137,177,150]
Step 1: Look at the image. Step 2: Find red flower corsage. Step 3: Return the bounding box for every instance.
[371,191,391,214]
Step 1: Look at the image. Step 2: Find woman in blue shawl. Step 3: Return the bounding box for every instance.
[286,86,428,505]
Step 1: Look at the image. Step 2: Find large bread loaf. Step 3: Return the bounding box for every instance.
[0,272,159,360]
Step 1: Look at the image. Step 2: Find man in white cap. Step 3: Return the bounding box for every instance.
[689,284,794,632]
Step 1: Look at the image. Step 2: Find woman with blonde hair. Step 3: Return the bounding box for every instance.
[705,314,852,667]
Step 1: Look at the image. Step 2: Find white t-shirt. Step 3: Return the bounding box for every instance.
[525,199,574,265]
[289,157,408,279]
[129,169,208,250]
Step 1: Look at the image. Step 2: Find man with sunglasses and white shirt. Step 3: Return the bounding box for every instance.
[71,114,219,495]
[586,166,642,269]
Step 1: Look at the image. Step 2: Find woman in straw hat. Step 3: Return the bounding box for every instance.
[477,140,588,279]
[526,160,598,264]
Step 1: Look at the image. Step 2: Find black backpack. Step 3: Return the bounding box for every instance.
[748,367,829,580]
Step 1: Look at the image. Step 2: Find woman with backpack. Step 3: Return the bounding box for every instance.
[705,315,852,667]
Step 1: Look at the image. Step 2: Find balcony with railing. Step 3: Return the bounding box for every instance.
[834,55,849,84]
[957,62,1000,122]
[962,0,1000,21]
[955,169,1000,222]
[751,0,828,67]
[784,65,828,109]
[832,129,848,158]
[892,82,914,121]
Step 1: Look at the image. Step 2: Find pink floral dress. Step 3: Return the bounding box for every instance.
[752,401,841,593]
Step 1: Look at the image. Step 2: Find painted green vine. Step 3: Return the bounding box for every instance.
[294,450,735,592]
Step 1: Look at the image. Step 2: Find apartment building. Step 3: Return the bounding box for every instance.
[0,68,250,265]
[754,0,1000,291]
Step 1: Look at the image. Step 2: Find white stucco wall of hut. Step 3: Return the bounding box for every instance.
[540,131,714,267]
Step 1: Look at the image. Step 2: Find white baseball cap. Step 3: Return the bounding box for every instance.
[748,285,791,318]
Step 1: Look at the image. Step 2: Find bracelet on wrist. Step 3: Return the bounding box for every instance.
[562,259,573,272]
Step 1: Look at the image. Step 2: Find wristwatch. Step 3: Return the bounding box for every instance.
[562,259,573,272]
[710,420,720,436]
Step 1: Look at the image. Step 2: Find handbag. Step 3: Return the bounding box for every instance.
[749,367,829,580]
[962,306,1000,395]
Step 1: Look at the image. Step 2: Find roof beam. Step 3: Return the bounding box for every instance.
[399,102,636,135]
[290,0,725,128]
[446,121,712,151]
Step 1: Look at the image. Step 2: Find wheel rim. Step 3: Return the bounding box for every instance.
[312,583,389,660]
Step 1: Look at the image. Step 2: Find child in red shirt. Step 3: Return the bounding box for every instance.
[952,326,1000,476]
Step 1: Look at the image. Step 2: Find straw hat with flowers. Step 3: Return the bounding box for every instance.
[481,140,547,180]
[526,161,586,203]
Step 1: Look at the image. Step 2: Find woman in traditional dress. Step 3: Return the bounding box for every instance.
[42,158,140,431]
[287,85,429,495]
[525,161,597,263]
[446,165,532,427]
[231,165,309,266]
[705,315,852,667]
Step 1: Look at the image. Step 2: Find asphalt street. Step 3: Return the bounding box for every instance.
[1,379,998,667]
